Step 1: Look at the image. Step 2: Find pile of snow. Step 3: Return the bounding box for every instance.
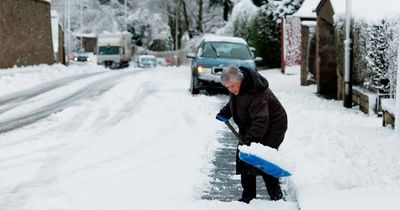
[238,143,295,175]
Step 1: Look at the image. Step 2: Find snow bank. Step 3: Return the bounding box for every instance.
[0,63,104,97]
[381,98,396,113]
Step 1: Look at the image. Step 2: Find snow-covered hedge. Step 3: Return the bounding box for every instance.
[334,16,400,97]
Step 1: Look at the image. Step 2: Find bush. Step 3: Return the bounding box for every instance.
[248,11,281,68]
[335,17,398,94]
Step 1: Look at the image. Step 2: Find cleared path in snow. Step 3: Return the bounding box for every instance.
[201,129,265,201]
[202,123,297,203]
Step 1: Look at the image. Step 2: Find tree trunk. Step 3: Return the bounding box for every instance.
[223,0,233,21]
[181,0,190,34]
[197,0,203,32]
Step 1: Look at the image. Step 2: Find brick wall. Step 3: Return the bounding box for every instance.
[0,0,55,69]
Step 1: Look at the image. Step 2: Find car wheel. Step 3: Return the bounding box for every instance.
[190,76,199,94]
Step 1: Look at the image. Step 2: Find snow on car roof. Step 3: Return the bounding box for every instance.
[202,34,248,45]
[139,55,156,58]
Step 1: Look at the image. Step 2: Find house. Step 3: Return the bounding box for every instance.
[0,0,55,69]
[73,33,98,53]
[283,0,319,85]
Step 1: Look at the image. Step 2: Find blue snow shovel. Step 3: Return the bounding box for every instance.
[216,115,292,178]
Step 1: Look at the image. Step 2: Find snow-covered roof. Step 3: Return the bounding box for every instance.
[73,32,97,38]
[292,0,319,17]
[302,20,317,27]
[202,34,248,45]
[331,0,400,21]
[36,0,51,3]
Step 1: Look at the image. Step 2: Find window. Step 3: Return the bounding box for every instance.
[201,42,252,60]
[99,46,119,55]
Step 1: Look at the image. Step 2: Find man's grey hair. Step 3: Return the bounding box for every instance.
[221,65,244,85]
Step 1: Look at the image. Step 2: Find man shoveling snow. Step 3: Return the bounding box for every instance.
[216,65,289,204]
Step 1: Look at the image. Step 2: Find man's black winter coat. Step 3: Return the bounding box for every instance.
[218,67,288,174]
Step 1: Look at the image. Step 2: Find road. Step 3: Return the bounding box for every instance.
[0,64,299,210]
[0,70,138,133]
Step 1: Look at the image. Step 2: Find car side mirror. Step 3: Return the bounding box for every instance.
[255,57,263,62]
[249,47,256,58]
[186,53,195,59]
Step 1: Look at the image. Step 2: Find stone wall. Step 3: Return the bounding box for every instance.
[0,0,54,69]
[316,17,338,98]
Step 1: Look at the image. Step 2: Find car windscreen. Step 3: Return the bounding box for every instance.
[140,57,156,63]
[201,42,252,60]
[98,46,119,55]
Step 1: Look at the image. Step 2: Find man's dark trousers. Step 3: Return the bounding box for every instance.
[241,172,283,201]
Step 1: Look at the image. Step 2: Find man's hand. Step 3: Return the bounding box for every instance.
[216,114,229,123]
[242,136,253,146]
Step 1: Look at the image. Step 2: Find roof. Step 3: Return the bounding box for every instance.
[36,0,51,3]
[202,34,248,45]
[292,0,320,18]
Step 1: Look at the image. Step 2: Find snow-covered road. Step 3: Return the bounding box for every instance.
[0,63,399,210]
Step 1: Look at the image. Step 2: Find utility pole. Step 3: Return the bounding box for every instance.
[343,0,352,108]
[64,0,71,66]
[175,7,178,51]
[68,0,71,59]
[80,0,83,50]
[395,36,400,134]
[124,0,127,31]
[63,0,68,65]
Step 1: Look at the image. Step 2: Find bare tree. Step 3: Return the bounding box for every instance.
[208,0,233,21]
[151,0,225,49]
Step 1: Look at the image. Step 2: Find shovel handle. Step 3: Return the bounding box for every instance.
[225,121,245,145]
[217,115,244,144]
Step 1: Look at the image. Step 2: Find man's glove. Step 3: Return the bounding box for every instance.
[216,114,229,123]
[241,135,254,146]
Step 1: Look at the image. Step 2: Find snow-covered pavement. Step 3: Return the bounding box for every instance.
[0,63,399,210]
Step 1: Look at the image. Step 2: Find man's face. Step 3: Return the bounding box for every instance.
[224,80,241,95]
